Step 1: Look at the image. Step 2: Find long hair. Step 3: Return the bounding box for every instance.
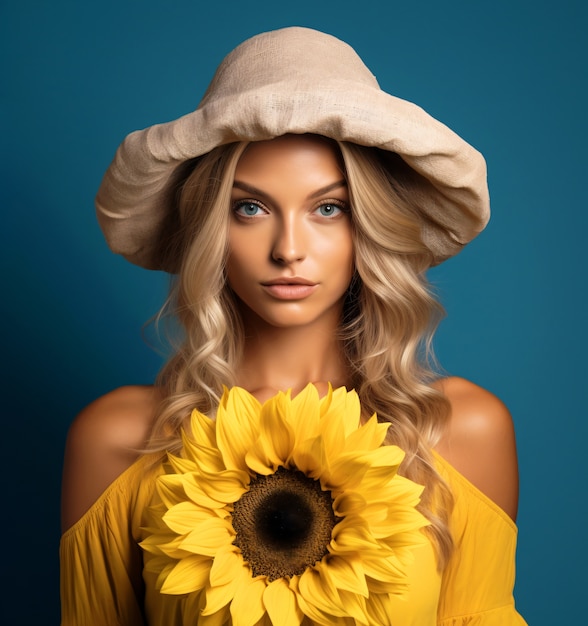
[149,137,454,566]
[338,142,453,565]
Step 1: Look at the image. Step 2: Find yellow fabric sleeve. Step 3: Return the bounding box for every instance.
[59,452,527,625]
[59,456,159,626]
[435,452,527,625]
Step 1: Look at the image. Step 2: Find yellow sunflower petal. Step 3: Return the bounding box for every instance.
[329,515,381,555]
[317,383,339,418]
[365,446,405,473]
[142,553,174,579]
[155,474,188,509]
[364,548,420,583]
[350,445,403,473]
[163,501,215,534]
[167,452,198,475]
[342,413,391,453]
[326,446,402,489]
[331,490,367,516]
[364,591,394,626]
[382,473,426,506]
[140,534,167,557]
[198,605,230,626]
[245,393,295,473]
[202,559,249,616]
[209,547,242,587]
[289,433,328,479]
[364,575,402,595]
[289,594,332,626]
[141,533,192,560]
[230,575,267,626]
[319,555,368,597]
[380,532,429,557]
[160,554,212,595]
[323,454,371,489]
[180,518,234,556]
[154,560,176,592]
[244,447,280,476]
[196,468,250,503]
[320,386,361,438]
[181,474,231,509]
[336,588,370,626]
[188,443,227,474]
[183,592,209,623]
[142,384,431,623]
[263,578,304,626]
[216,387,261,472]
[348,490,426,535]
[187,409,217,452]
[317,387,346,450]
[259,392,295,461]
[290,383,321,443]
[297,567,346,618]
[370,509,429,539]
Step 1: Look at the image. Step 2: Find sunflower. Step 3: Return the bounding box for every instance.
[141,384,429,625]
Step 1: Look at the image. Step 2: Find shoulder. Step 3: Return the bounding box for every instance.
[61,385,162,532]
[433,376,519,521]
[65,385,160,450]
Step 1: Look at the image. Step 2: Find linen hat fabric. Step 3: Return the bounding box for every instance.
[96,26,490,271]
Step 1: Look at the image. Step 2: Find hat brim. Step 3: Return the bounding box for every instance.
[96,28,489,271]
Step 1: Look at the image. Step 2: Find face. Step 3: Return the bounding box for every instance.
[226,134,354,331]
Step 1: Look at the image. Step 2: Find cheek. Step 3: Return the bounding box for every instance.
[225,252,250,290]
[326,228,354,277]
[228,230,251,260]
[310,231,354,302]
[225,232,270,303]
[226,230,258,275]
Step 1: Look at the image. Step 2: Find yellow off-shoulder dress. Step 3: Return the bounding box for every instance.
[60,452,527,625]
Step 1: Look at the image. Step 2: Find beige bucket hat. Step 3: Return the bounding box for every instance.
[96,26,490,271]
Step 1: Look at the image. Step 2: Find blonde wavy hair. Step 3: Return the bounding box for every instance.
[149,136,454,567]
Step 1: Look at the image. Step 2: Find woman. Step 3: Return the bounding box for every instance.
[60,27,526,625]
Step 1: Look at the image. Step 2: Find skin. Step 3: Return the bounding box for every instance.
[226,135,354,400]
[61,135,519,532]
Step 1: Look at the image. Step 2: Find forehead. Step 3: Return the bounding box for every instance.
[235,134,344,178]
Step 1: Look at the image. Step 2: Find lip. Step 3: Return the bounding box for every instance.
[261,277,318,300]
[262,277,316,286]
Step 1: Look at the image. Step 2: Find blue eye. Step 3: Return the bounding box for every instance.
[234,201,264,217]
[316,203,343,217]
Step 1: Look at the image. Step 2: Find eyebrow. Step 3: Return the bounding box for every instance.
[232,179,347,201]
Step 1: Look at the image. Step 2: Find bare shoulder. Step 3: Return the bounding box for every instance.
[61,385,162,532]
[433,376,519,521]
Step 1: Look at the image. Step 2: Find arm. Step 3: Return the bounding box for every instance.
[61,385,159,531]
[434,376,519,521]
[60,386,160,626]
[434,378,527,624]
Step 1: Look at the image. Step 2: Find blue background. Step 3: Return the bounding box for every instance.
[1,0,585,623]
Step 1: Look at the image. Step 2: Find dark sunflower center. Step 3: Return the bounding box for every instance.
[232,467,337,580]
[255,490,311,548]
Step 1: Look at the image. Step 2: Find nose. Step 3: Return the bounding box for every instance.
[271,213,306,264]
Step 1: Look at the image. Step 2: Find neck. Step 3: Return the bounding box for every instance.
[235,321,350,403]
